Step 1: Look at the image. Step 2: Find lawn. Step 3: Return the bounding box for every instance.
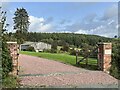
[20,51,98,70]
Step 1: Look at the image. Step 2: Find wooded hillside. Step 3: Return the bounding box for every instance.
[7,32,115,47]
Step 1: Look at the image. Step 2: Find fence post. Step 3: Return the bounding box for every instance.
[76,49,78,64]
[86,58,88,66]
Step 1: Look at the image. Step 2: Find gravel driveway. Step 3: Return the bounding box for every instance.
[18,54,118,88]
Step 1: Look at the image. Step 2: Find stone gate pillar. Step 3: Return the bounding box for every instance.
[7,42,19,76]
[98,43,112,73]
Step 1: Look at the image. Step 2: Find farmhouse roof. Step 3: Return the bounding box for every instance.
[21,41,51,46]
[21,42,36,45]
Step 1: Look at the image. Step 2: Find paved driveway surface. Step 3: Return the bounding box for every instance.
[18,54,118,88]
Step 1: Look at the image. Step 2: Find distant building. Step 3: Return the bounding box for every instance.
[20,42,51,52]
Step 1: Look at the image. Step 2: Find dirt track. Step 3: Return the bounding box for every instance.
[18,54,118,88]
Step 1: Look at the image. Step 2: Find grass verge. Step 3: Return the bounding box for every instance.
[2,75,20,88]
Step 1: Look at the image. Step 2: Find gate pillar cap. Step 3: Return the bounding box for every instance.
[7,42,17,44]
[98,42,112,45]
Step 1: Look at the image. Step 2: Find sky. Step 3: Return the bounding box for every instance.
[1,2,119,38]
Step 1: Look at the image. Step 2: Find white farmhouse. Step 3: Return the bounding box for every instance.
[20,42,51,52]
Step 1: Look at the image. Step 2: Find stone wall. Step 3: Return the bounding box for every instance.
[98,43,112,73]
[7,42,19,76]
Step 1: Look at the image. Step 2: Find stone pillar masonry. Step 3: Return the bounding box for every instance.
[7,42,19,76]
[98,43,112,73]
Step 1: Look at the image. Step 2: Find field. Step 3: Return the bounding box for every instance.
[20,51,98,70]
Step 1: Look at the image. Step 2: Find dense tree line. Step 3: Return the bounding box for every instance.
[7,32,114,48]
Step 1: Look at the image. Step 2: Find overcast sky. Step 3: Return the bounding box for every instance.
[2,2,118,38]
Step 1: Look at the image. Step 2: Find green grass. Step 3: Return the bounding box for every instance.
[20,51,98,70]
[2,75,20,88]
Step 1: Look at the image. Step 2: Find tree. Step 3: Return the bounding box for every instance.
[13,8,30,44]
[0,7,13,78]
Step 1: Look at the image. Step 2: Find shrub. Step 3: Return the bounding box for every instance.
[51,41,57,50]
[70,49,80,56]
[51,41,57,53]
[79,48,90,57]
[58,50,64,53]
[2,41,13,78]
[50,49,57,53]
[70,49,76,56]
[110,41,120,79]
[43,49,51,53]
[26,46,35,52]
[1,9,13,78]
[61,44,69,52]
